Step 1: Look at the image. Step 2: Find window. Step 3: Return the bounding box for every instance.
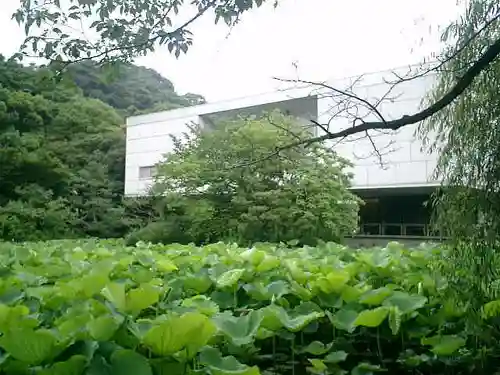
[139,166,157,179]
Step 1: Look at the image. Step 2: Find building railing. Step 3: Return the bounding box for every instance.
[358,222,446,238]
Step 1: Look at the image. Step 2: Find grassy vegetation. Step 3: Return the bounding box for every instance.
[0,239,496,374]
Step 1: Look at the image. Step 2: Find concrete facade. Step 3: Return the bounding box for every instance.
[125,68,440,197]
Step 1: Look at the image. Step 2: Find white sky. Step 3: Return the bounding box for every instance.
[0,0,461,102]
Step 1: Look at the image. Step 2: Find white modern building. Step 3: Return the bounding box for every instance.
[125,67,442,241]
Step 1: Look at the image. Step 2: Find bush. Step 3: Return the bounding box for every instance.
[125,220,191,245]
[137,111,361,246]
[0,185,76,241]
[0,239,497,374]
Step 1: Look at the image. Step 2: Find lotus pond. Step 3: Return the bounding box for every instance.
[0,239,492,374]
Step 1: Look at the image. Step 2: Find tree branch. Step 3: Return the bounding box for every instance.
[230,35,500,169]
[309,36,500,143]
[383,10,500,85]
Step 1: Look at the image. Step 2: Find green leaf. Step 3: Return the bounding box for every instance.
[125,284,160,314]
[110,349,152,375]
[262,303,324,332]
[421,335,466,356]
[101,282,126,311]
[286,261,308,284]
[316,270,350,293]
[359,288,392,306]
[351,362,385,375]
[300,341,332,355]
[383,292,427,314]
[213,310,263,346]
[184,275,212,293]
[330,308,358,333]
[39,355,87,375]
[81,273,110,297]
[155,258,178,273]
[87,315,122,341]
[240,248,265,265]
[324,351,348,364]
[217,269,245,288]
[341,286,365,303]
[265,280,289,299]
[199,346,260,375]
[482,299,500,319]
[354,307,389,328]
[143,312,216,357]
[308,359,327,373]
[0,304,31,332]
[256,327,275,340]
[0,328,58,365]
[388,306,402,335]
[255,255,280,272]
[86,354,111,375]
[181,295,220,316]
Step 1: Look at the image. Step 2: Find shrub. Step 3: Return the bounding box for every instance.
[0,239,497,374]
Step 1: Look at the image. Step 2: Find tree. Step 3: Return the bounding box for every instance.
[13,0,274,65]
[417,0,500,305]
[0,54,205,241]
[130,111,361,246]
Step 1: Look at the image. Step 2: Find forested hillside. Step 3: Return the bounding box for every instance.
[0,55,205,241]
[64,61,206,116]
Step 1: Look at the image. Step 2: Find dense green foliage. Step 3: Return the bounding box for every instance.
[0,239,497,375]
[421,0,500,304]
[14,0,274,64]
[129,113,361,246]
[0,55,203,241]
[64,61,205,116]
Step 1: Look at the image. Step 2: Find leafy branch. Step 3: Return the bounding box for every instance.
[12,0,273,65]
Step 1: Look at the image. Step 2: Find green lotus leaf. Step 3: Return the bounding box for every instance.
[329,308,358,333]
[388,306,402,335]
[359,287,392,306]
[0,328,58,365]
[101,282,126,311]
[240,248,266,265]
[110,349,152,375]
[217,269,245,288]
[300,341,333,355]
[125,283,161,315]
[213,309,263,346]
[351,362,386,375]
[255,255,280,272]
[181,295,220,316]
[383,292,427,314]
[341,286,366,303]
[143,312,216,357]
[324,350,348,364]
[262,302,324,332]
[308,358,328,373]
[199,346,260,375]
[354,307,389,328]
[421,335,466,356]
[39,355,87,375]
[87,315,123,341]
[183,275,213,293]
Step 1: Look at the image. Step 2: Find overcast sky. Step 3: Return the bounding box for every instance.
[0,0,461,101]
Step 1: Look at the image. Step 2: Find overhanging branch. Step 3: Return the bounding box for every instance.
[303,35,500,143]
[230,35,500,169]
